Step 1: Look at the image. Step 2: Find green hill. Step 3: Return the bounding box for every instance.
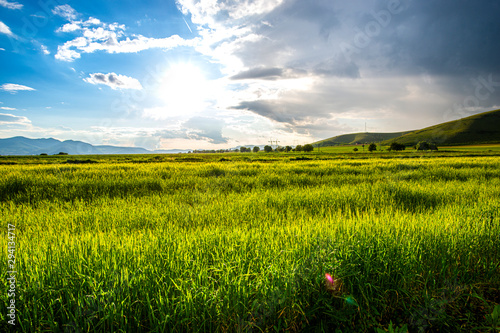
[382,109,500,146]
[314,131,411,147]
[314,109,500,147]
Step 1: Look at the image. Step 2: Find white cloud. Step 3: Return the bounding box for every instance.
[56,32,198,61]
[52,4,78,21]
[177,0,284,25]
[0,0,22,10]
[55,15,198,61]
[0,106,16,110]
[84,73,143,90]
[0,47,5,51]
[57,22,81,33]
[0,21,15,37]
[41,45,50,55]
[0,113,31,125]
[56,17,106,33]
[0,83,36,93]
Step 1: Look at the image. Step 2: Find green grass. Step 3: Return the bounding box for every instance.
[0,153,499,332]
[440,144,500,152]
[318,143,500,155]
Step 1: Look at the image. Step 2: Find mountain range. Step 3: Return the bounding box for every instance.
[0,137,189,156]
[315,108,500,147]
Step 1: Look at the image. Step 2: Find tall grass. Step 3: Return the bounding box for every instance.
[0,155,499,332]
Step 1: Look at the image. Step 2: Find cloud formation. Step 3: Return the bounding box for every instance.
[40,45,50,55]
[184,117,228,144]
[0,83,36,93]
[84,73,143,90]
[55,10,198,61]
[176,0,500,137]
[0,0,22,10]
[0,113,31,125]
[52,4,78,21]
[0,21,15,37]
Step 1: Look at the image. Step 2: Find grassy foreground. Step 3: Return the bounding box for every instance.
[1,153,499,332]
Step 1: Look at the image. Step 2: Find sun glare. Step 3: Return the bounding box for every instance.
[156,63,209,117]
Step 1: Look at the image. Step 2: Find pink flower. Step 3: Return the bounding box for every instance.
[325,273,336,291]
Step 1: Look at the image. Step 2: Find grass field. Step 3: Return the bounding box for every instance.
[1,152,499,332]
[317,143,500,154]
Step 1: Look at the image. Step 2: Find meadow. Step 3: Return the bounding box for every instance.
[0,151,499,332]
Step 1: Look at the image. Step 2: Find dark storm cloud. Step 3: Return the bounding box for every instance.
[180,0,500,138]
[401,1,500,75]
[230,67,285,80]
[232,100,296,123]
[236,0,500,78]
[335,0,500,76]
[313,55,360,78]
[266,0,341,39]
[230,67,307,80]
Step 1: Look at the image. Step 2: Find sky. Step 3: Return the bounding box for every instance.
[1,0,500,150]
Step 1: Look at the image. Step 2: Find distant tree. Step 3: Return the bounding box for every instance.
[303,144,314,152]
[40,153,48,156]
[353,147,358,152]
[57,152,68,155]
[276,146,286,152]
[264,145,273,153]
[368,143,377,152]
[285,146,293,152]
[295,145,303,152]
[416,141,438,151]
[416,141,429,150]
[253,146,260,153]
[388,142,406,151]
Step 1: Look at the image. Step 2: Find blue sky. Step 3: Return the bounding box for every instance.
[1,0,500,150]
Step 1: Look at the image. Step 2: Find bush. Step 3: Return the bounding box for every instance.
[368,143,377,152]
[416,141,438,151]
[253,146,260,153]
[303,144,314,152]
[353,147,358,152]
[388,142,406,151]
[264,145,273,153]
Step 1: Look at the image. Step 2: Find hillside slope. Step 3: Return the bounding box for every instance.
[315,132,411,147]
[382,109,500,146]
[315,109,500,147]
